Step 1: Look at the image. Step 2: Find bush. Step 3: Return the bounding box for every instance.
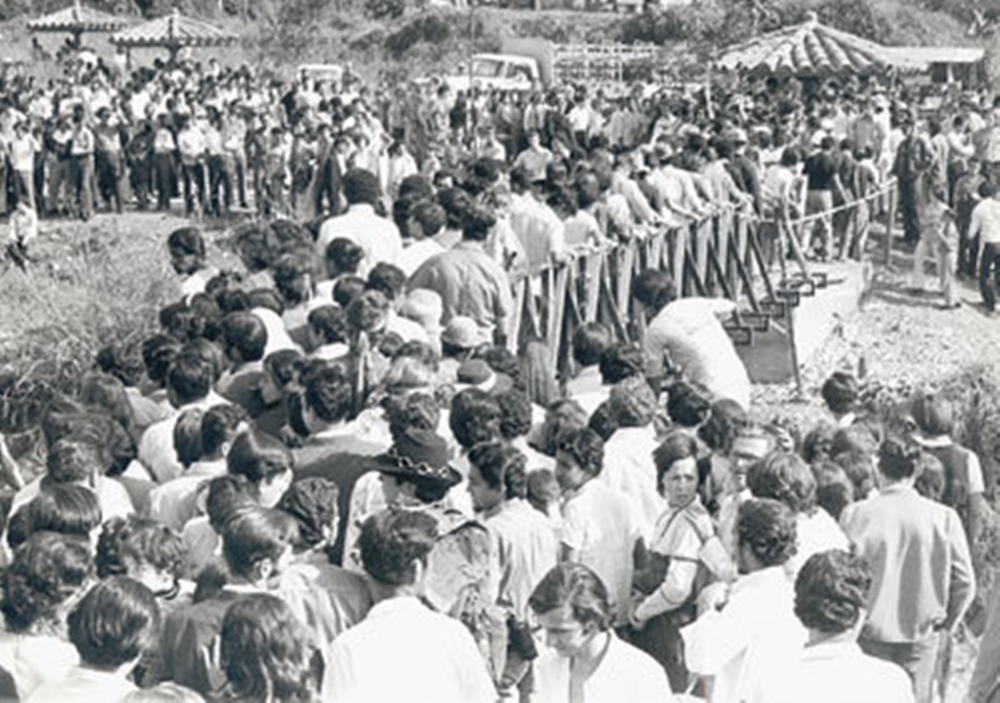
[384,13,452,58]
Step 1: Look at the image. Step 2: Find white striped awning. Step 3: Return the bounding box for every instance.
[28,4,126,34]
[110,10,237,50]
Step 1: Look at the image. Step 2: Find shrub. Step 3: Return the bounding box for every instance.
[366,0,404,21]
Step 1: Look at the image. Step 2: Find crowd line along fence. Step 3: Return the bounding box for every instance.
[507,178,899,385]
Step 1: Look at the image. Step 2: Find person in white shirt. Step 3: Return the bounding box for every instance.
[9,121,38,210]
[27,577,160,703]
[634,269,751,410]
[138,354,228,484]
[176,115,207,217]
[557,427,643,626]
[317,168,402,276]
[529,562,671,703]
[324,509,497,703]
[968,181,1000,313]
[465,441,559,693]
[746,451,849,581]
[398,198,447,277]
[774,549,915,703]
[682,498,807,703]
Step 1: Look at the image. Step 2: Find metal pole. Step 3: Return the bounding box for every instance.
[785,294,805,400]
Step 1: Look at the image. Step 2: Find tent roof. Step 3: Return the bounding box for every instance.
[716,13,921,77]
[28,3,126,33]
[110,10,237,49]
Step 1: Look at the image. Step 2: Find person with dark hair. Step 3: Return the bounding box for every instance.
[595,342,645,409]
[908,391,986,544]
[625,429,725,690]
[717,425,776,558]
[683,498,806,703]
[600,376,664,539]
[227,431,295,509]
[842,438,975,703]
[219,594,323,703]
[156,507,317,697]
[317,168,402,275]
[303,307,347,364]
[556,427,641,626]
[666,380,712,429]
[139,352,227,484]
[775,550,915,703]
[150,404,247,533]
[96,515,186,598]
[0,533,92,701]
[747,451,848,580]
[566,322,614,412]
[29,576,160,702]
[449,387,502,452]
[216,312,268,412]
[324,509,496,703]
[633,269,750,409]
[168,227,218,300]
[529,562,669,703]
[248,348,305,438]
[408,201,514,345]
[465,441,558,693]
[398,199,447,276]
[14,483,102,547]
[324,236,364,284]
[821,370,860,427]
[6,436,134,554]
[276,478,373,641]
[697,398,748,513]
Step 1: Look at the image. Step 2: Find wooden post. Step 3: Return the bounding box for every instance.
[786,295,805,401]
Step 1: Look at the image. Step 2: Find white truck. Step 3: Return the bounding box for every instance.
[441,39,659,94]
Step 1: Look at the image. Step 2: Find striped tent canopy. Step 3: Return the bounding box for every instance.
[110,9,237,54]
[716,12,921,77]
[27,2,126,35]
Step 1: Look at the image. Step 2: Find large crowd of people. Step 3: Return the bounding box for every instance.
[0,44,996,703]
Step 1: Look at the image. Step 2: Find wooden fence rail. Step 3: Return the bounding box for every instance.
[509,178,898,380]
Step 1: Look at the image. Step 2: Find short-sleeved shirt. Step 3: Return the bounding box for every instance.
[804,151,836,191]
[408,241,513,336]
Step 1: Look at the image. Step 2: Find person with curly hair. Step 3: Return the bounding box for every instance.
[773,550,915,703]
[746,451,848,580]
[217,594,323,703]
[682,498,807,703]
[0,532,93,701]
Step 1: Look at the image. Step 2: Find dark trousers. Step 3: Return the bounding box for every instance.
[154,152,174,211]
[622,611,691,693]
[958,202,980,276]
[96,150,126,213]
[130,156,152,210]
[69,154,94,220]
[181,161,205,216]
[208,154,232,216]
[899,177,923,244]
[980,242,1000,311]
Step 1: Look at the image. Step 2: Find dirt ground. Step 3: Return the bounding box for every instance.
[2,210,999,700]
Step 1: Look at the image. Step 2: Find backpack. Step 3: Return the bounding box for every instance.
[416,505,508,684]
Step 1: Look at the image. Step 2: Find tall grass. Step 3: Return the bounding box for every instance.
[0,215,179,399]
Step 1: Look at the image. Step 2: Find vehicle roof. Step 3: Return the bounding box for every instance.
[472,53,537,66]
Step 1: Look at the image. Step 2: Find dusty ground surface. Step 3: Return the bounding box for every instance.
[2,210,998,701]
